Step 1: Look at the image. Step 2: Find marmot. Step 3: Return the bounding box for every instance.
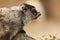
[0,3,41,40]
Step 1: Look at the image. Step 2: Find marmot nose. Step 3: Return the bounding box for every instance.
[34,13,41,19]
[37,13,41,17]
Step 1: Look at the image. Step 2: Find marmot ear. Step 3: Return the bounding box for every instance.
[22,3,35,8]
[21,3,35,11]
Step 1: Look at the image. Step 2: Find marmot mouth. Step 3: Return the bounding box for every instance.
[33,13,41,19]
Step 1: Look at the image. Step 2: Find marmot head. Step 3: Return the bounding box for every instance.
[20,3,41,25]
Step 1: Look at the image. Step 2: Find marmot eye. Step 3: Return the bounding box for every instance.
[22,7,27,11]
[31,8,38,16]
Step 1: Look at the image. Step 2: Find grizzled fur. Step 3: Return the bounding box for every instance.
[0,3,40,40]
